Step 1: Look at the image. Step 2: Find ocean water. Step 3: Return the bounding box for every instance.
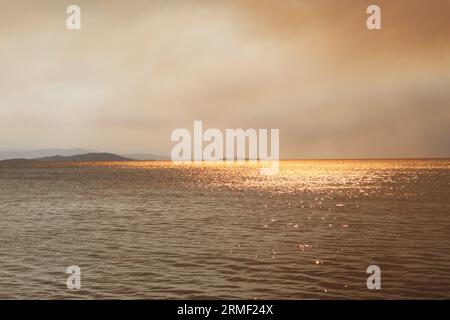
[0,160,449,299]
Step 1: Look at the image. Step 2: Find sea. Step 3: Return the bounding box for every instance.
[0,159,449,299]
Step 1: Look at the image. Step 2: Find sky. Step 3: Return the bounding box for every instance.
[0,0,449,158]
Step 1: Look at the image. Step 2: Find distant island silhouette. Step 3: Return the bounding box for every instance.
[0,152,140,166]
[33,152,134,162]
[0,149,170,162]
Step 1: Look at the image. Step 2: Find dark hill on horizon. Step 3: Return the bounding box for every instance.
[33,153,135,162]
[0,153,136,167]
[0,149,169,161]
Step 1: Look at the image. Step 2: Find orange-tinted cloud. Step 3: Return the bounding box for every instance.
[0,0,449,158]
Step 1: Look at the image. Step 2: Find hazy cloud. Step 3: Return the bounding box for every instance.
[0,0,449,157]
